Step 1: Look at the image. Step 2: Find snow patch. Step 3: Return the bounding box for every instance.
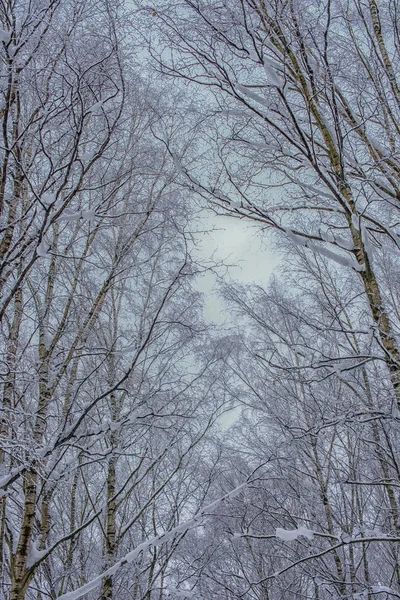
[54,197,64,210]
[230,200,242,209]
[247,47,259,62]
[0,28,10,44]
[235,84,270,108]
[43,331,52,350]
[276,526,314,541]
[57,209,81,223]
[173,155,185,176]
[81,209,96,222]
[165,588,197,598]
[288,230,365,272]
[320,229,334,243]
[36,241,51,258]
[42,192,56,206]
[361,223,373,260]
[57,209,96,223]
[26,542,48,568]
[117,344,137,355]
[285,229,307,246]
[263,59,282,86]
[351,214,360,231]
[88,101,103,114]
[334,235,354,251]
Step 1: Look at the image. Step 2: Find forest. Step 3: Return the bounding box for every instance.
[1,0,400,598]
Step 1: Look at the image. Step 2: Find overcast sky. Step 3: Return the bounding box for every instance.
[195,213,280,324]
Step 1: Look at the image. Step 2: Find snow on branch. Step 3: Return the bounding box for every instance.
[58,482,248,600]
[276,526,314,542]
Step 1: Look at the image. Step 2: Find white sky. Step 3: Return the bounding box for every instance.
[194,213,280,429]
[194,214,280,323]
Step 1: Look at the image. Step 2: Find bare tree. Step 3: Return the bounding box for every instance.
[168,246,400,598]
[0,2,229,599]
[148,0,400,408]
